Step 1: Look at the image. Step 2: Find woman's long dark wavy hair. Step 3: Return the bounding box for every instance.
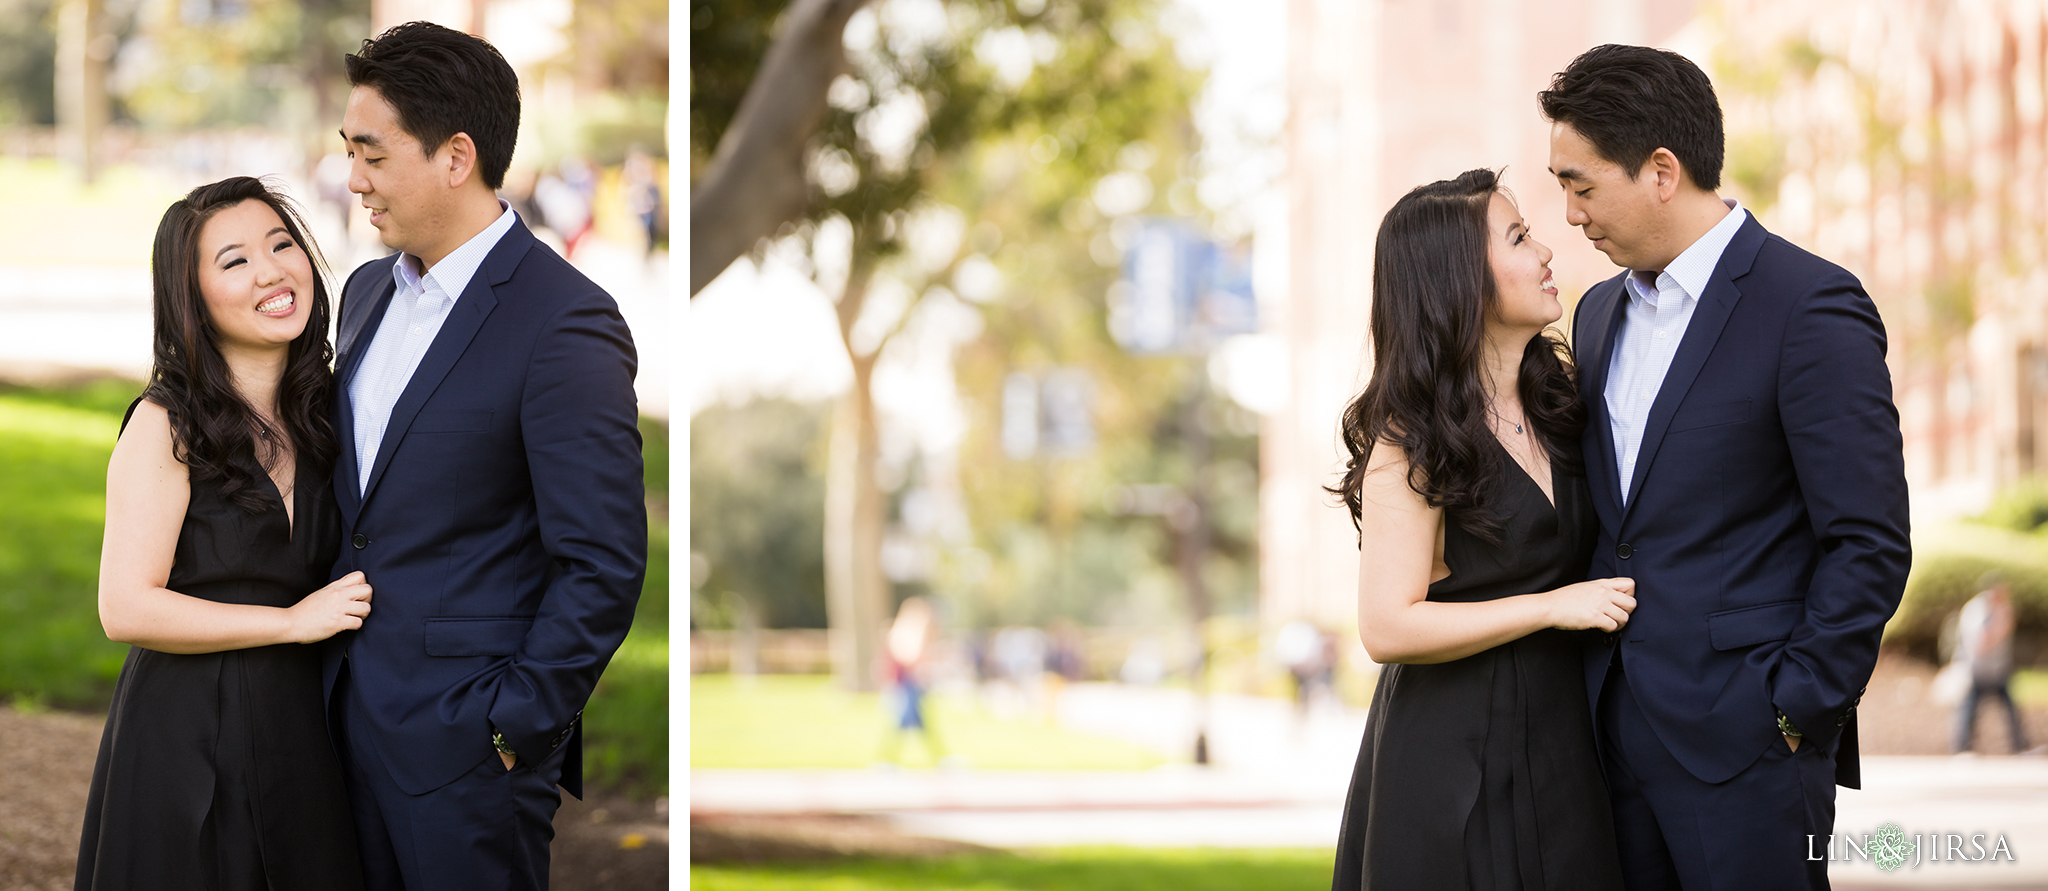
[1328,169,1585,544]
[145,176,337,514]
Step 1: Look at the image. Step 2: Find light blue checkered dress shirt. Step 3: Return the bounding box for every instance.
[350,203,518,495]
[1604,199,1746,504]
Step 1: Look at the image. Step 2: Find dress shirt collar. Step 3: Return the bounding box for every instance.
[391,200,517,302]
[1623,198,1747,308]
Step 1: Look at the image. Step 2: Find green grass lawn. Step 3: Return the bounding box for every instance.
[0,382,139,707]
[691,847,1334,890]
[0,380,670,795]
[691,674,1169,770]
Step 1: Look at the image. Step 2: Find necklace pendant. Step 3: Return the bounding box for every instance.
[1515,423,1524,434]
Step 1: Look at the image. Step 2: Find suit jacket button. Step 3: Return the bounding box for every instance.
[352,534,367,549]
[1616,543,1633,560]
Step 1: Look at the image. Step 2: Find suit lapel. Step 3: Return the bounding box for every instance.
[356,222,533,510]
[1617,217,1767,526]
[334,265,398,526]
[1576,275,1630,529]
[336,376,364,526]
[337,259,398,384]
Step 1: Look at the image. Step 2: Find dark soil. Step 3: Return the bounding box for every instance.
[0,706,667,890]
[689,813,997,864]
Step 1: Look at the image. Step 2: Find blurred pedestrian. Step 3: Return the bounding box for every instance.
[1951,572,2031,754]
[1119,637,1166,686]
[1274,620,1325,714]
[622,146,665,260]
[879,596,945,766]
[314,151,354,237]
[991,625,1049,717]
[532,159,593,259]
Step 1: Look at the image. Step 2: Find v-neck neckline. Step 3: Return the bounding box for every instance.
[1493,433,1557,512]
[256,458,299,541]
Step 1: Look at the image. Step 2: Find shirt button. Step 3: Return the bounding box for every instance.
[411,326,423,335]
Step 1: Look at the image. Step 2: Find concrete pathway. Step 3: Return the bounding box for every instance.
[693,682,2048,887]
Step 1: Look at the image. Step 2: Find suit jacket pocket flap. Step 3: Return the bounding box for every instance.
[423,617,533,657]
[411,410,492,434]
[1706,600,1802,650]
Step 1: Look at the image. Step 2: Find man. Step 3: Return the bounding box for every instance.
[1952,572,2029,754]
[1544,45,1911,889]
[327,21,646,889]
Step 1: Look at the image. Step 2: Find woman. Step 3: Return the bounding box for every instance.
[1328,169,1633,890]
[77,177,366,890]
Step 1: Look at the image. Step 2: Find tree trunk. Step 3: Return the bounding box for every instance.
[689,0,871,295]
[824,252,889,690]
[825,350,889,690]
[55,0,108,185]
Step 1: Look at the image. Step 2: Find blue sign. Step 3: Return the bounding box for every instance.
[1111,218,1256,355]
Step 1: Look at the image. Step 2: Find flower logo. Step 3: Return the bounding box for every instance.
[1866,823,1918,873]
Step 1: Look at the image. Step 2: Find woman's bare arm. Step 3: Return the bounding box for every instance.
[97,400,370,654]
[1354,439,1634,665]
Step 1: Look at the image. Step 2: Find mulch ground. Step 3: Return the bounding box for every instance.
[0,706,667,890]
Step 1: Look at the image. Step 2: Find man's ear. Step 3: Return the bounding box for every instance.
[444,132,478,189]
[1649,147,1684,202]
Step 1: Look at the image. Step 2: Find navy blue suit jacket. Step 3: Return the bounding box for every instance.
[325,218,646,797]
[1571,215,1910,788]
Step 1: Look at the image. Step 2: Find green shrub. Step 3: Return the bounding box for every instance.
[1975,475,2048,532]
[1887,524,2048,664]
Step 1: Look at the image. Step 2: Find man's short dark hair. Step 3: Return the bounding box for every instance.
[346,21,521,190]
[1539,44,1724,191]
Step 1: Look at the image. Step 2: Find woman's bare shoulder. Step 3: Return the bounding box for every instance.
[1358,436,1431,511]
[112,398,182,471]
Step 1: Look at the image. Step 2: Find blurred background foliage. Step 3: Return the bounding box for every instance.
[0,0,59,126]
[110,0,365,132]
[688,0,1258,665]
[689,398,830,629]
[0,0,666,172]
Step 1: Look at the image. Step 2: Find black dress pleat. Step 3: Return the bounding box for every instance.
[1331,438,1623,890]
[75,402,363,891]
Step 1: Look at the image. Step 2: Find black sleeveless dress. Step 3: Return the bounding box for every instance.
[75,405,363,891]
[1331,440,1623,890]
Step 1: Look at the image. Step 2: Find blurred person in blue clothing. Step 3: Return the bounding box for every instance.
[879,596,946,766]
